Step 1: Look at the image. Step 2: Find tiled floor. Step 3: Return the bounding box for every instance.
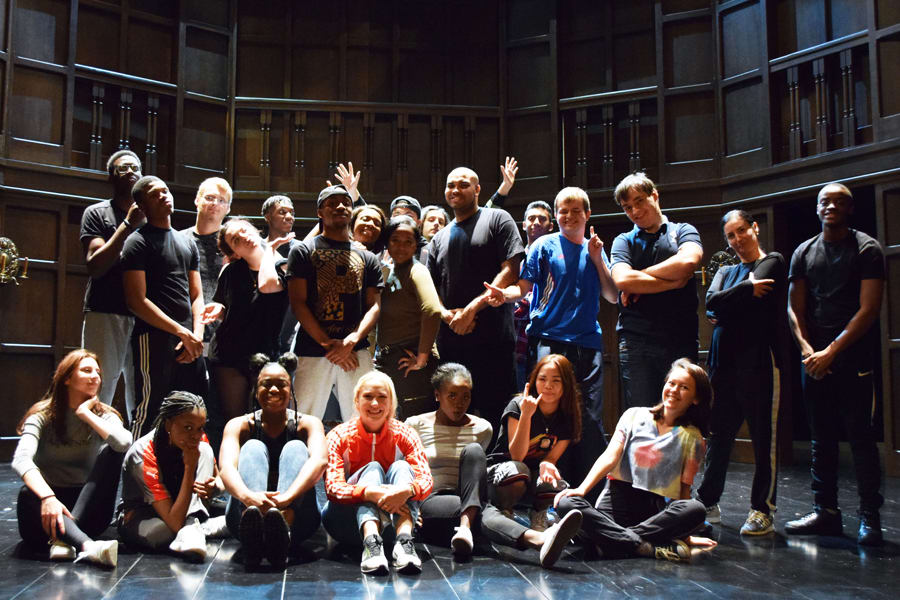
[1,461,897,599]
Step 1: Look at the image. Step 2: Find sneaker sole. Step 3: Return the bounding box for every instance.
[361,559,389,575]
[540,510,582,568]
[239,508,265,567]
[393,559,423,574]
[451,535,473,557]
[264,510,291,568]
[741,525,774,536]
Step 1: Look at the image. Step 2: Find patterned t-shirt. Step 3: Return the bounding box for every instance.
[608,406,706,499]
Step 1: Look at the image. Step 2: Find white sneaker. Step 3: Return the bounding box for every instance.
[451,526,474,557]
[169,519,207,562]
[49,540,76,561]
[530,509,551,532]
[706,504,721,524]
[75,539,118,568]
[539,509,582,568]
[360,534,388,574]
[391,534,422,574]
[200,515,229,539]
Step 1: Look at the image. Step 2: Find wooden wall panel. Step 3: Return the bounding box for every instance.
[721,2,761,79]
[13,0,68,65]
[506,0,551,40]
[0,269,56,344]
[724,80,766,155]
[406,116,431,201]
[62,273,86,346]
[662,0,708,12]
[184,0,229,28]
[290,46,340,101]
[665,92,716,162]
[830,0,866,38]
[126,20,175,83]
[613,29,656,90]
[184,28,229,98]
[75,6,118,70]
[10,67,65,144]
[0,0,7,50]
[877,0,900,28]
[180,101,226,172]
[237,44,283,98]
[663,19,713,88]
[0,353,56,440]
[877,35,900,117]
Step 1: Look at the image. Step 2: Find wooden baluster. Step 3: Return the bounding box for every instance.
[396,113,409,193]
[363,113,374,196]
[575,109,587,188]
[464,116,475,166]
[602,105,614,188]
[329,112,342,176]
[292,111,306,192]
[813,58,828,155]
[431,115,443,196]
[629,101,641,173]
[89,83,104,171]
[260,110,272,190]
[118,89,132,150]
[788,66,802,160]
[145,94,159,175]
[840,49,856,148]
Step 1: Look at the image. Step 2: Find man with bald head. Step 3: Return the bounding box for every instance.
[425,166,525,428]
[785,182,885,546]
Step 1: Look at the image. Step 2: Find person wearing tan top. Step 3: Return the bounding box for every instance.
[375,215,451,418]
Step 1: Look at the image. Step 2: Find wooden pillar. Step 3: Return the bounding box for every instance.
[118,89,133,150]
[788,66,802,160]
[145,94,159,175]
[840,49,856,148]
[89,83,105,170]
[813,58,828,155]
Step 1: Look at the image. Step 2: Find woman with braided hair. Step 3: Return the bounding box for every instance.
[219,352,326,569]
[118,391,223,561]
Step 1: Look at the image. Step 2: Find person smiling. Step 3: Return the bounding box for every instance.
[695,210,787,535]
[554,359,715,563]
[219,353,326,569]
[321,371,433,575]
[13,349,132,567]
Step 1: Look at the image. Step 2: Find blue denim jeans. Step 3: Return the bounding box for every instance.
[618,336,698,410]
[320,460,419,547]
[225,438,320,547]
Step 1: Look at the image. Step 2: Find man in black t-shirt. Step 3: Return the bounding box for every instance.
[785,183,886,546]
[609,172,703,409]
[286,185,383,421]
[80,150,146,416]
[121,176,206,436]
[426,165,525,429]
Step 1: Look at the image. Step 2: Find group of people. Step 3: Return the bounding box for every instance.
[11,151,886,575]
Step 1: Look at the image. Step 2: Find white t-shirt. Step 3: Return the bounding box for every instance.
[405,411,492,492]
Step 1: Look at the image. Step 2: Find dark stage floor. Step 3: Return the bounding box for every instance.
[0,461,897,599]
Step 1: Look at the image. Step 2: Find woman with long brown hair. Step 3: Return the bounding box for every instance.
[487,353,582,532]
[13,349,132,567]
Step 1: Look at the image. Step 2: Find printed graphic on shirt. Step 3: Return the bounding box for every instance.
[311,249,365,323]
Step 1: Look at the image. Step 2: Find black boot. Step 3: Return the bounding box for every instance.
[784,507,842,536]
[857,511,883,547]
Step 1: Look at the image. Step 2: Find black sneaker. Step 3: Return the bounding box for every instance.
[264,508,291,568]
[858,511,883,547]
[784,508,842,536]
[239,506,265,568]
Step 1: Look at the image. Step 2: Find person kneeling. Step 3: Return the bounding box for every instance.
[321,371,433,574]
[119,392,223,562]
[555,359,716,563]
[219,353,326,569]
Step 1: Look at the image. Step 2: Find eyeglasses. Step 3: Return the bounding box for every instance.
[203,194,230,205]
[115,163,141,174]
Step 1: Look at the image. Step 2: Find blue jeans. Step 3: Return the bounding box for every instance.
[618,336,698,410]
[225,439,320,548]
[321,460,419,547]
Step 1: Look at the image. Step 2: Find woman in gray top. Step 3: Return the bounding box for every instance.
[13,349,133,567]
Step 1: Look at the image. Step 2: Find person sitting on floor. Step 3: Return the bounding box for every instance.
[118,391,224,562]
[554,358,717,563]
[321,370,433,575]
[13,349,131,567]
[219,353,326,569]
[407,362,583,568]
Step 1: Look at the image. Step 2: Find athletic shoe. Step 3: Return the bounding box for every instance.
[239,506,265,567]
[75,539,118,568]
[169,519,207,562]
[784,508,842,536]
[391,534,422,574]
[740,510,774,536]
[539,509,582,568]
[653,539,690,563]
[49,540,76,561]
[360,533,388,574]
[530,509,552,532]
[200,515,229,539]
[858,511,883,547]
[705,504,721,524]
[264,508,291,568]
[451,526,474,557]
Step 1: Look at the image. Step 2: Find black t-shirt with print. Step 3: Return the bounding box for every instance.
[489,397,573,469]
[285,235,384,357]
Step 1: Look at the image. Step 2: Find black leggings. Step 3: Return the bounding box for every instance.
[418,443,536,548]
[17,444,125,550]
[557,479,705,558]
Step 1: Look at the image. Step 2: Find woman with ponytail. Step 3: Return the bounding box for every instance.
[13,349,131,567]
[219,353,326,569]
[119,391,223,561]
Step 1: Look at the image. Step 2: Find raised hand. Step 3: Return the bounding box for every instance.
[334,162,361,202]
[268,232,295,252]
[498,156,519,195]
[587,226,604,261]
[520,383,540,417]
